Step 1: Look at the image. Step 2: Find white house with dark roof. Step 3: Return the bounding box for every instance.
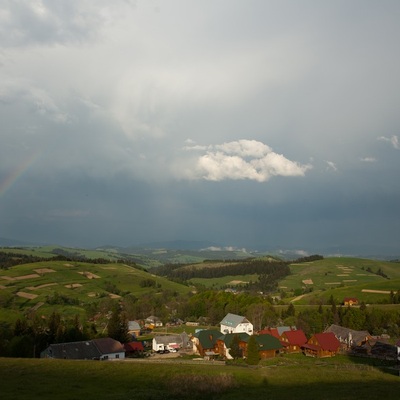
[220,313,253,335]
[152,333,191,352]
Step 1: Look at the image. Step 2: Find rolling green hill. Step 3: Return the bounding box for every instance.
[280,257,400,304]
[0,260,191,323]
[1,252,399,326]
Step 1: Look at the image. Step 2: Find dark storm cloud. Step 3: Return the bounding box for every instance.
[1,1,399,254]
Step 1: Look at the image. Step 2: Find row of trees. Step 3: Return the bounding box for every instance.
[0,312,91,358]
[0,305,131,358]
[153,259,291,281]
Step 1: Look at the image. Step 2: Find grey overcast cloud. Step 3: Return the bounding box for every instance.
[0,0,399,255]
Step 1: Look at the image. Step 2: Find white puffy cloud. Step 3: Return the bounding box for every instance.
[184,139,311,182]
[215,139,272,158]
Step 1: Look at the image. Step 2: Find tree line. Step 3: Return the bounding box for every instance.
[150,259,291,282]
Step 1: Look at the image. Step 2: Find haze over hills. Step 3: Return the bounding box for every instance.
[1,236,399,261]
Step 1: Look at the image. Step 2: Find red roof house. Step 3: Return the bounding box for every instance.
[124,341,145,357]
[258,328,280,339]
[302,332,341,358]
[343,297,359,306]
[280,330,307,353]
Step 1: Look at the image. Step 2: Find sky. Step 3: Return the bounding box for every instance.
[0,0,399,256]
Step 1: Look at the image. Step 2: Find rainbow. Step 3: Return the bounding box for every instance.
[0,152,39,198]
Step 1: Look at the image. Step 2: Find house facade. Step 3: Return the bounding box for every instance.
[220,313,253,335]
[302,332,340,358]
[152,332,190,352]
[281,330,307,353]
[128,321,141,338]
[217,333,249,360]
[253,334,283,359]
[192,329,221,358]
[325,324,371,350]
[124,341,144,357]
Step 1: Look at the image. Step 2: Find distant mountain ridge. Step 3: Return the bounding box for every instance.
[136,240,223,250]
[0,237,398,260]
[0,237,44,247]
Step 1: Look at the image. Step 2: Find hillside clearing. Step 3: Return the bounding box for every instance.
[16,291,38,299]
[34,268,56,274]
[362,289,391,294]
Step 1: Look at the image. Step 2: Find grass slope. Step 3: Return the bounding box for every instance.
[0,260,190,322]
[280,257,400,304]
[0,355,398,400]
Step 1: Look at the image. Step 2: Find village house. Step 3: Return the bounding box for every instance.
[128,321,141,338]
[258,326,296,338]
[41,338,125,360]
[217,332,249,359]
[343,297,359,307]
[280,329,307,353]
[253,334,283,359]
[276,326,297,336]
[258,327,281,339]
[123,341,144,357]
[302,332,341,358]
[325,324,371,351]
[152,332,190,352]
[145,315,163,328]
[192,329,221,359]
[220,313,253,335]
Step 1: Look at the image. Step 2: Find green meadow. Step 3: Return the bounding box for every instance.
[189,274,258,288]
[282,257,400,290]
[0,260,191,322]
[1,254,399,324]
[277,257,400,303]
[0,355,398,400]
[179,257,400,305]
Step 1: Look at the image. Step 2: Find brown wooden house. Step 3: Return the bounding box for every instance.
[253,334,283,359]
[302,332,340,358]
[217,333,249,359]
[280,329,307,353]
[192,329,221,358]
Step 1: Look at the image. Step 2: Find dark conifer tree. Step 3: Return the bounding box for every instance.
[246,335,259,365]
[107,305,129,343]
[229,334,242,359]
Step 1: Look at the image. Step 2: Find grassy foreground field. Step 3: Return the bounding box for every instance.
[0,356,398,400]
